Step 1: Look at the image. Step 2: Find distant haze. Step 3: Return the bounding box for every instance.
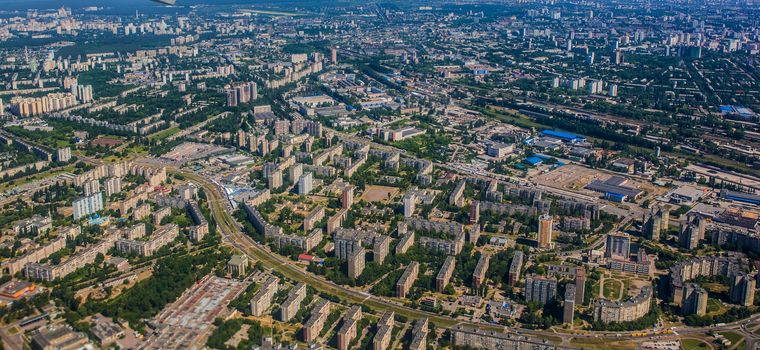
[1,0,355,11]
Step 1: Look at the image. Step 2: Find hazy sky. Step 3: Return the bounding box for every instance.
[2,0,342,9]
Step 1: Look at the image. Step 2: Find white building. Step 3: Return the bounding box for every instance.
[72,193,104,220]
[298,172,313,195]
[56,147,72,162]
[104,177,123,197]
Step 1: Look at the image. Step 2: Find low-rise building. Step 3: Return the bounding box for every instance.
[450,325,555,350]
[30,324,90,350]
[227,255,248,276]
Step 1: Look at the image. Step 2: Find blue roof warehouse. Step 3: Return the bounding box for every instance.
[541,130,587,143]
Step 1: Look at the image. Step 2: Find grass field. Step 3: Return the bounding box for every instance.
[718,331,742,345]
[602,279,623,300]
[681,338,711,350]
[148,127,181,142]
[569,338,637,350]
[0,165,74,192]
[706,298,726,315]
[481,107,544,129]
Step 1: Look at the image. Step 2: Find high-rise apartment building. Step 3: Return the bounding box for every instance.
[72,193,104,220]
[538,214,553,248]
[525,275,558,304]
[298,172,313,195]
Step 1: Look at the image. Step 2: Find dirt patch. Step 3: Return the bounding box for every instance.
[361,185,400,203]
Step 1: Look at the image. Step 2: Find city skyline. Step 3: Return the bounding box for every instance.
[0,0,758,349]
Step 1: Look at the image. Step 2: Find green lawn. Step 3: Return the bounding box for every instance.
[148,127,181,142]
[718,331,742,345]
[702,283,729,294]
[622,278,632,294]
[602,279,623,300]
[706,298,725,315]
[681,338,710,350]
[569,338,636,350]
[480,107,544,129]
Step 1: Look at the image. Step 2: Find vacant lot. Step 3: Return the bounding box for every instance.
[361,185,400,203]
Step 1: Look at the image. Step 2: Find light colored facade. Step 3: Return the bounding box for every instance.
[227,255,248,276]
[298,172,313,195]
[303,206,325,231]
[2,229,76,275]
[279,283,307,322]
[72,193,104,220]
[538,214,553,248]
[56,147,71,162]
[250,277,279,316]
[347,247,366,279]
[403,192,417,217]
[302,299,330,342]
[337,306,362,350]
[25,229,119,281]
[395,232,414,255]
[114,224,179,257]
[449,180,466,206]
[103,177,122,197]
[396,261,419,298]
[593,286,652,323]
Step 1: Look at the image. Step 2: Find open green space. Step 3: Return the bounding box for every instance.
[57,34,172,58]
[681,338,711,350]
[718,331,742,345]
[148,127,181,142]
[569,338,637,350]
[602,279,623,300]
[706,298,726,315]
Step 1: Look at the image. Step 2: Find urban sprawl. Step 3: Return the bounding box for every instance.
[0,0,759,349]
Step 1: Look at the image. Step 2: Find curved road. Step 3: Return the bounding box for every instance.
[160,166,760,348]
